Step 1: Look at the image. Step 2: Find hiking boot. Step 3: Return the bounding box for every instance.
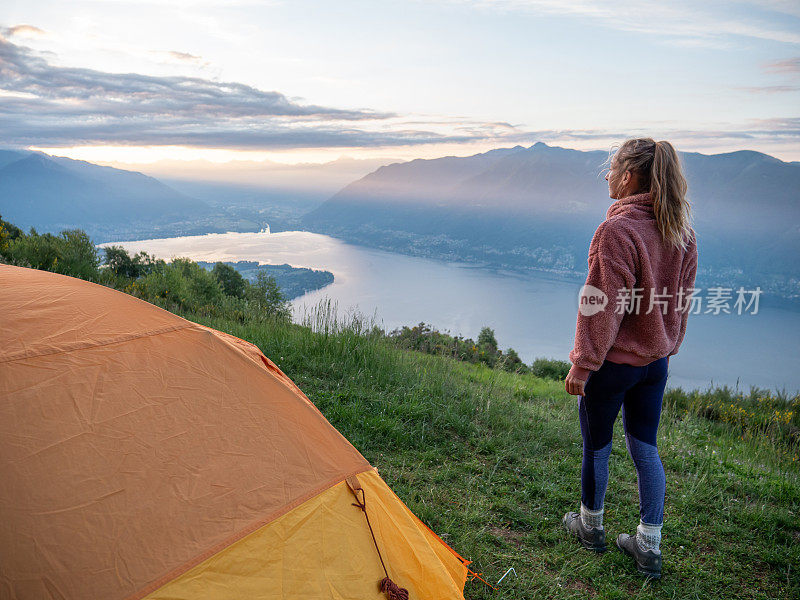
[562,511,607,552]
[616,533,662,579]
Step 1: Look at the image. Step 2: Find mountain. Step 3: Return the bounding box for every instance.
[0,151,209,237]
[0,150,29,170]
[302,142,800,299]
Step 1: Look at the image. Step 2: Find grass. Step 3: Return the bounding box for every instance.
[172,301,798,599]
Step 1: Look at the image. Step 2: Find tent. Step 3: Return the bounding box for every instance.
[0,265,471,599]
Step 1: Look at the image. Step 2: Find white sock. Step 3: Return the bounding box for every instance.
[580,503,604,529]
[636,521,662,554]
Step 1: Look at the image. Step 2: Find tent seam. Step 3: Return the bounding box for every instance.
[0,323,197,365]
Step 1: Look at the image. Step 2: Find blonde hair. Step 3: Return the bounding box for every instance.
[603,138,695,251]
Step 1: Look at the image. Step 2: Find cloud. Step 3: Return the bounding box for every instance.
[0,34,592,151]
[4,25,46,38]
[0,35,466,149]
[449,0,800,47]
[147,49,211,68]
[736,85,800,93]
[166,50,205,63]
[740,0,800,19]
[0,37,388,121]
[746,116,800,135]
[656,117,800,142]
[763,57,800,75]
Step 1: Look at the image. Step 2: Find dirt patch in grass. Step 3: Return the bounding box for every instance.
[565,577,596,594]
[488,525,527,547]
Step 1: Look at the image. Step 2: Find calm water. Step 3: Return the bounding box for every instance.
[111,230,800,396]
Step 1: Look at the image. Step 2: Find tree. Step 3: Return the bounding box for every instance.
[247,270,291,322]
[0,215,22,261]
[104,246,136,278]
[174,258,223,307]
[212,262,247,298]
[58,230,101,280]
[478,327,498,354]
[104,246,162,279]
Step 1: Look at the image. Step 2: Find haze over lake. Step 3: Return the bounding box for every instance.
[111,230,800,396]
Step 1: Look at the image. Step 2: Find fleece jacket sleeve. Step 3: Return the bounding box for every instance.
[668,233,699,357]
[568,220,638,380]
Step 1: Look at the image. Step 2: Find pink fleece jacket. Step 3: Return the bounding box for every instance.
[568,191,698,382]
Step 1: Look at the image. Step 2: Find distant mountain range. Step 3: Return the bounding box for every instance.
[303,142,800,302]
[0,150,210,236]
[2,143,798,303]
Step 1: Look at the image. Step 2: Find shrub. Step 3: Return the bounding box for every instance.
[0,215,23,261]
[9,228,99,280]
[530,357,571,381]
[137,258,223,312]
[212,262,247,299]
[104,245,163,278]
[498,347,529,374]
[664,385,800,449]
[247,270,292,322]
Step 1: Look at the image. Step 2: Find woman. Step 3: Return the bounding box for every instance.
[561,138,698,579]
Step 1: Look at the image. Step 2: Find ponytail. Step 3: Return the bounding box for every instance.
[606,138,694,251]
[651,140,693,251]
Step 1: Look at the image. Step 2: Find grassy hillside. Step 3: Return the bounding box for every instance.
[3,217,798,597]
[175,304,798,600]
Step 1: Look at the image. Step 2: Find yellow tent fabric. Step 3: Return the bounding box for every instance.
[0,265,469,599]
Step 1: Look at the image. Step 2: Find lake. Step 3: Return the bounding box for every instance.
[110,230,800,396]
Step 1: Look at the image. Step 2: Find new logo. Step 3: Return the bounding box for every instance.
[578,285,607,316]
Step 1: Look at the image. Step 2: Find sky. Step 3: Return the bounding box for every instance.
[1,0,799,174]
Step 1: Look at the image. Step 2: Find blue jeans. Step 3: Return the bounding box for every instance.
[578,356,669,526]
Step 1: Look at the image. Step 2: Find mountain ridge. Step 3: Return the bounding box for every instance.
[303,141,800,300]
[0,149,209,236]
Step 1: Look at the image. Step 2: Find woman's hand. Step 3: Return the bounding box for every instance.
[565,372,587,396]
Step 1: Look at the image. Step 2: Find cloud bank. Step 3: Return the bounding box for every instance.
[453,0,800,47]
[0,34,487,149]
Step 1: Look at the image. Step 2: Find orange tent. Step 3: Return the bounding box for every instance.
[0,265,470,599]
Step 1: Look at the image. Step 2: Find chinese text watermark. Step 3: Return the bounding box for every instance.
[578,286,762,317]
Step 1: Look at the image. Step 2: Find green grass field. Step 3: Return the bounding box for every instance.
[179,305,799,600]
